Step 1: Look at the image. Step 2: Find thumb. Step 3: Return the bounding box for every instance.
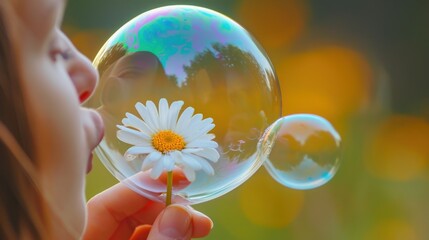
[147,204,193,240]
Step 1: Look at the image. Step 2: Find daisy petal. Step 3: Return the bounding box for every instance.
[182,148,203,154]
[135,102,158,131]
[200,161,215,175]
[185,122,215,142]
[141,151,162,171]
[163,154,175,171]
[158,98,169,129]
[174,107,194,133]
[117,127,148,145]
[188,134,216,142]
[169,150,182,161]
[193,148,220,162]
[150,159,165,179]
[167,100,184,129]
[183,167,196,182]
[193,118,214,134]
[186,154,215,175]
[123,112,154,135]
[146,100,160,129]
[187,139,218,148]
[141,160,156,171]
[189,117,213,133]
[181,152,202,170]
[197,122,215,136]
[180,113,204,137]
[125,146,155,155]
[201,133,216,141]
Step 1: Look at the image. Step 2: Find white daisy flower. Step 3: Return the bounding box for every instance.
[117,98,220,182]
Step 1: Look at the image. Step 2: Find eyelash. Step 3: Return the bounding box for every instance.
[51,49,72,62]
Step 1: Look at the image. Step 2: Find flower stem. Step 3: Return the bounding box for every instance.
[166,171,173,206]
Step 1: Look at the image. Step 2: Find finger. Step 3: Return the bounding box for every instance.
[109,201,165,239]
[130,225,152,240]
[147,204,192,240]
[83,182,163,240]
[147,204,213,240]
[189,209,213,238]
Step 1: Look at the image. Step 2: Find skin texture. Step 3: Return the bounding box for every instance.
[85,183,212,240]
[8,0,212,239]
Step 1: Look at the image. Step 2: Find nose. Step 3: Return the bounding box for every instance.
[68,50,99,104]
[58,30,98,103]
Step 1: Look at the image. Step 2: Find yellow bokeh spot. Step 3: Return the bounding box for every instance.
[67,28,109,59]
[277,46,373,121]
[238,170,304,228]
[365,115,429,181]
[366,219,420,240]
[237,0,309,50]
[152,130,185,153]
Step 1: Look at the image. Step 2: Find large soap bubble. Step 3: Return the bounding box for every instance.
[85,5,281,204]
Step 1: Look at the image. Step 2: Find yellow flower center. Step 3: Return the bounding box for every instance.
[152,130,185,153]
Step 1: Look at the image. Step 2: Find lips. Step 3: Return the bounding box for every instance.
[86,110,105,174]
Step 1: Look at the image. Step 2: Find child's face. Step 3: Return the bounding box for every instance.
[10,0,103,235]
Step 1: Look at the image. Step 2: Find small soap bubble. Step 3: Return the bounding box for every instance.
[260,114,341,189]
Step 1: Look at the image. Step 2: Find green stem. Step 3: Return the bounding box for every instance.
[166,171,173,206]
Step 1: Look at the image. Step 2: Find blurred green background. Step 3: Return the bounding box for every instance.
[64,0,429,239]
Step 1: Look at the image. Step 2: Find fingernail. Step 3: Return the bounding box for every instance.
[194,210,214,229]
[159,205,191,238]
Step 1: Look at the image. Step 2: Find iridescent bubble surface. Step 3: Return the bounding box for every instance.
[85,5,281,204]
[260,114,341,189]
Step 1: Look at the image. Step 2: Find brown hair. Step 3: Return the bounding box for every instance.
[0,3,48,239]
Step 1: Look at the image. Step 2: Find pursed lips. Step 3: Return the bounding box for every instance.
[86,110,104,173]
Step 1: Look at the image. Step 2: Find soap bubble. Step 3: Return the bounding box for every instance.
[85,5,281,204]
[259,114,341,189]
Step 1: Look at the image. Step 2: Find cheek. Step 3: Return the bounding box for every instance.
[23,58,89,231]
[22,58,88,205]
[25,61,84,155]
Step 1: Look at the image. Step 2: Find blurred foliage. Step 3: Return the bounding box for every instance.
[66,0,429,239]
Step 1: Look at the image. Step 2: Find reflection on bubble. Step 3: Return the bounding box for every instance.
[85,5,281,204]
[260,114,341,189]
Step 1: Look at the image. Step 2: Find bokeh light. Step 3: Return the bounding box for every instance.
[237,0,309,50]
[238,170,304,228]
[276,45,374,124]
[70,30,109,59]
[365,115,429,181]
[366,219,420,240]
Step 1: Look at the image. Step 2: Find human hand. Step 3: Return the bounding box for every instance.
[83,182,212,240]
